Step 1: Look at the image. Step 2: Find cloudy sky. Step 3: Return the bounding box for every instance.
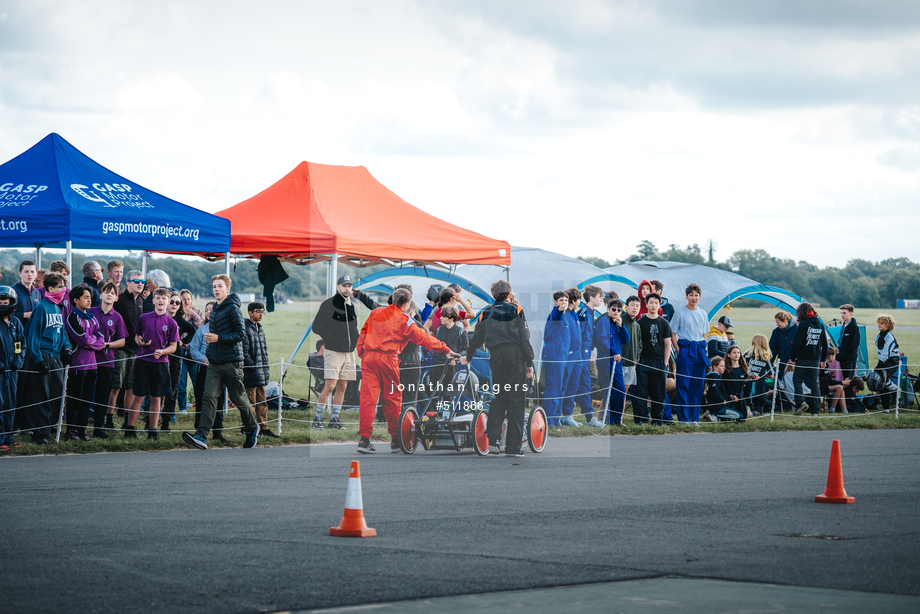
[1,0,918,268]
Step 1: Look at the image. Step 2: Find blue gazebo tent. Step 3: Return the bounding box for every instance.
[0,133,230,261]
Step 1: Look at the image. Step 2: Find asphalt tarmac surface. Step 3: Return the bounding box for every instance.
[2,430,918,613]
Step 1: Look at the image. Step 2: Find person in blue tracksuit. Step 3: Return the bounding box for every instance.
[542,291,575,427]
[0,286,25,450]
[669,283,710,423]
[572,285,604,425]
[594,298,631,425]
[560,289,584,426]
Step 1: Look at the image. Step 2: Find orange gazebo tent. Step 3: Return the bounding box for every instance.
[217,161,510,267]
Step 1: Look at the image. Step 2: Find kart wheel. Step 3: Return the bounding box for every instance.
[397,408,419,454]
[472,408,489,456]
[527,405,547,453]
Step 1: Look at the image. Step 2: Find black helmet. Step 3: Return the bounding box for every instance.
[866,370,897,394]
[0,286,18,319]
[426,284,443,303]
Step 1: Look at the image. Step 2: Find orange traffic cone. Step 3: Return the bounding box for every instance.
[329,461,377,537]
[815,439,855,504]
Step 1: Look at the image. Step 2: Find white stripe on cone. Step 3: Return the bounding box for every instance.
[344,477,363,510]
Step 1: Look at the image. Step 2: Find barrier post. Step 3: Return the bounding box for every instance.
[770,366,779,423]
[278,358,284,435]
[55,365,70,443]
[895,360,902,420]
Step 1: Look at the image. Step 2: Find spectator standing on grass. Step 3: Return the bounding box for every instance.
[64,286,105,441]
[560,287,586,426]
[12,260,40,333]
[106,260,124,292]
[310,274,377,430]
[0,286,25,451]
[593,298,630,426]
[244,301,278,438]
[23,272,72,444]
[81,261,103,307]
[89,281,126,438]
[635,293,672,426]
[112,272,144,424]
[769,311,798,373]
[874,314,900,411]
[178,289,203,415]
[125,287,179,439]
[462,280,534,457]
[650,280,675,322]
[574,285,604,425]
[789,302,828,416]
[621,296,643,421]
[143,270,171,314]
[542,290,573,427]
[183,275,260,450]
[161,291,196,433]
[837,304,860,380]
[670,284,709,424]
[189,301,227,442]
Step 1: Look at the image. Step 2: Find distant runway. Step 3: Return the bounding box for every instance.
[2,431,918,613]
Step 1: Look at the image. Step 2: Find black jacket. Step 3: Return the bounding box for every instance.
[703,372,729,409]
[790,316,828,363]
[82,276,101,307]
[466,300,534,369]
[837,319,860,363]
[206,294,247,364]
[312,291,377,353]
[243,319,270,386]
[769,323,798,365]
[434,324,468,365]
[114,291,143,352]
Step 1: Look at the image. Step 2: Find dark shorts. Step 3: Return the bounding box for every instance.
[132,360,170,398]
[111,350,136,390]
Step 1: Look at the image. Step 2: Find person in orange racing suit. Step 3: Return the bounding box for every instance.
[356,288,458,454]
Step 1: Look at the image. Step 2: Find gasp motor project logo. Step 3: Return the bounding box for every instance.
[0,183,48,207]
[70,182,154,209]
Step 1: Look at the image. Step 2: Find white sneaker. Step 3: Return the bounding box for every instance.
[586,418,605,427]
[561,415,580,427]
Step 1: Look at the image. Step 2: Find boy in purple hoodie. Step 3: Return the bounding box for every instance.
[125,287,179,439]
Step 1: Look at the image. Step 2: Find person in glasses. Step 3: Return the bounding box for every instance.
[593,298,631,426]
[112,271,145,425]
[160,291,197,432]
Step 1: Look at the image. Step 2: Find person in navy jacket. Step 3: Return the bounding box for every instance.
[593,298,631,426]
[769,311,798,372]
[0,286,25,450]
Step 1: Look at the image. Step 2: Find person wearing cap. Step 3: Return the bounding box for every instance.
[707,315,732,359]
[310,274,378,429]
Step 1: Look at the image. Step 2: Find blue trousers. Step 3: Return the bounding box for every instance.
[597,359,626,424]
[675,339,708,422]
[179,359,197,412]
[543,353,576,424]
[576,352,593,417]
[562,352,587,416]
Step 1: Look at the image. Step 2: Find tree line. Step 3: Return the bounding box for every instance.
[578,241,920,309]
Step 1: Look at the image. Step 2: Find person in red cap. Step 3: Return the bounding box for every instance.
[355,288,458,454]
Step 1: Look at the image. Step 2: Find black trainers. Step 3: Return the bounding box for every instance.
[93,429,109,439]
[505,451,524,458]
[327,417,347,430]
[124,426,138,439]
[146,429,158,440]
[390,440,400,453]
[183,431,208,450]
[357,438,376,454]
[260,428,280,438]
[312,419,326,429]
[211,434,229,443]
[243,424,260,449]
